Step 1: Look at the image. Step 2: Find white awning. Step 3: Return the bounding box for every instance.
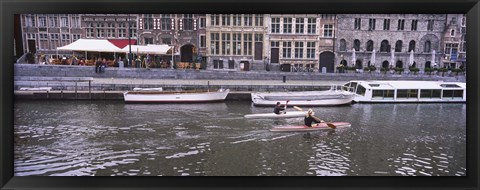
[57,39,123,52]
[122,44,173,55]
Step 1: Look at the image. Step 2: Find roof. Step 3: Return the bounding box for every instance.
[57,39,122,52]
[352,80,466,90]
[121,44,173,55]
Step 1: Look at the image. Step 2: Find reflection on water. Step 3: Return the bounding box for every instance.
[14,101,466,176]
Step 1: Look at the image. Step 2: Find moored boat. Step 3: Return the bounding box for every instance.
[251,86,355,106]
[343,80,466,103]
[123,88,230,103]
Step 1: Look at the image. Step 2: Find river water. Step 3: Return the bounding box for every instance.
[13,100,466,176]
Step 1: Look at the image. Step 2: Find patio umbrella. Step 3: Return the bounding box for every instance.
[351,48,356,67]
[409,50,414,66]
[371,49,376,67]
[390,49,395,67]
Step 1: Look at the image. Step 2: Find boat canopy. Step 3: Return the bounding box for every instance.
[352,80,466,90]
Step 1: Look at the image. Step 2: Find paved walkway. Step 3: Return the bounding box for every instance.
[91,78,347,86]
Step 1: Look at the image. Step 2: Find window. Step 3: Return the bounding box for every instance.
[243,34,252,55]
[411,20,418,31]
[233,33,242,55]
[233,14,241,26]
[200,35,206,47]
[442,90,464,99]
[380,40,390,52]
[161,14,171,31]
[307,18,316,34]
[461,35,466,52]
[244,14,252,26]
[49,16,58,27]
[283,42,292,58]
[395,40,402,52]
[408,40,416,52]
[295,18,304,34]
[255,15,263,26]
[397,19,405,30]
[420,89,441,99]
[25,15,36,27]
[50,34,60,49]
[271,41,280,47]
[222,14,230,26]
[307,42,315,59]
[72,34,81,41]
[143,14,153,30]
[60,16,69,27]
[254,34,263,42]
[424,41,431,52]
[271,18,280,33]
[144,37,153,45]
[383,19,390,30]
[107,29,115,38]
[294,42,304,58]
[356,85,366,96]
[450,29,455,36]
[427,19,434,31]
[366,40,373,52]
[397,89,418,99]
[183,14,194,30]
[283,18,292,33]
[38,16,47,27]
[368,19,376,30]
[323,24,333,37]
[118,29,126,38]
[354,18,361,30]
[353,39,360,51]
[87,28,94,38]
[39,33,49,50]
[200,17,206,28]
[444,43,458,55]
[211,14,220,26]
[210,33,220,55]
[339,39,346,51]
[222,33,231,55]
[461,16,466,27]
[162,38,171,44]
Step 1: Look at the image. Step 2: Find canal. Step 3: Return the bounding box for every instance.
[13,100,466,176]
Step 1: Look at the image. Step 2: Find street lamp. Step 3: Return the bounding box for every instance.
[128,14,132,67]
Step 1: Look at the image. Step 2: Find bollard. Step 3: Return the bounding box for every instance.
[283,76,286,83]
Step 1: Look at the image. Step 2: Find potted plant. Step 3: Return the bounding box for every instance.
[410,67,420,75]
[394,67,404,74]
[336,64,345,73]
[368,65,377,73]
[451,68,462,76]
[438,68,448,77]
[363,67,370,73]
[347,66,356,73]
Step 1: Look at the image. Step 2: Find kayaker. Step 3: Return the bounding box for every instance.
[273,100,289,114]
[304,109,324,127]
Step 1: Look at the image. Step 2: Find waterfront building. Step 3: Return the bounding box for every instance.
[137,14,201,67]
[265,14,336,73]
[205,14,267,71]
[20,14,83,58]
[441,14,466,69]
[335,14,446,72]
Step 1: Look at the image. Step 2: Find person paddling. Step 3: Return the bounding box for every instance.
[304,109,325,127]
[273,100,290,114]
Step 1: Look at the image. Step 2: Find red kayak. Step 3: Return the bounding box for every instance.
[270,122,351,132]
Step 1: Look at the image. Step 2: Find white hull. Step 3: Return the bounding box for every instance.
[244,111,306,119]
[123,89,230,103]
[251,90,354,106]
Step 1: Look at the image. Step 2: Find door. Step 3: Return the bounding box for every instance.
[28,40,36,54]
[319,52,335,73]
[255,42,263,60]
[271,48,279,63]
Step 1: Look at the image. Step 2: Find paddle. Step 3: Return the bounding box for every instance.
[293,106,336,129]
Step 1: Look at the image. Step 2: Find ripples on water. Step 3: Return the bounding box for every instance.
[14,101,466,176]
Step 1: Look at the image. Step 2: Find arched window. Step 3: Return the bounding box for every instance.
[366,40,374,52]
[340,39,346,51]
[395,40,402,52]
[408,40,416,52]
[450,29,455,36]
[353,39,360,51]
[424,41,431,52]
[425,61,431,68]
[380,40,389,52]
[396,60,403,68]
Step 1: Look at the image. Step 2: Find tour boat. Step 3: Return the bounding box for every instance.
[251,86,355,106]
[123,88,230,103]
[343,80,466,103]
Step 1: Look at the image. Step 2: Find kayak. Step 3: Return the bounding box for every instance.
[244,111,306,119]
[270,122,351,132]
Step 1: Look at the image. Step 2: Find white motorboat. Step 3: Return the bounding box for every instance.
[343,80,466,103]
[251,86,355,106]
[123,88,230,103]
